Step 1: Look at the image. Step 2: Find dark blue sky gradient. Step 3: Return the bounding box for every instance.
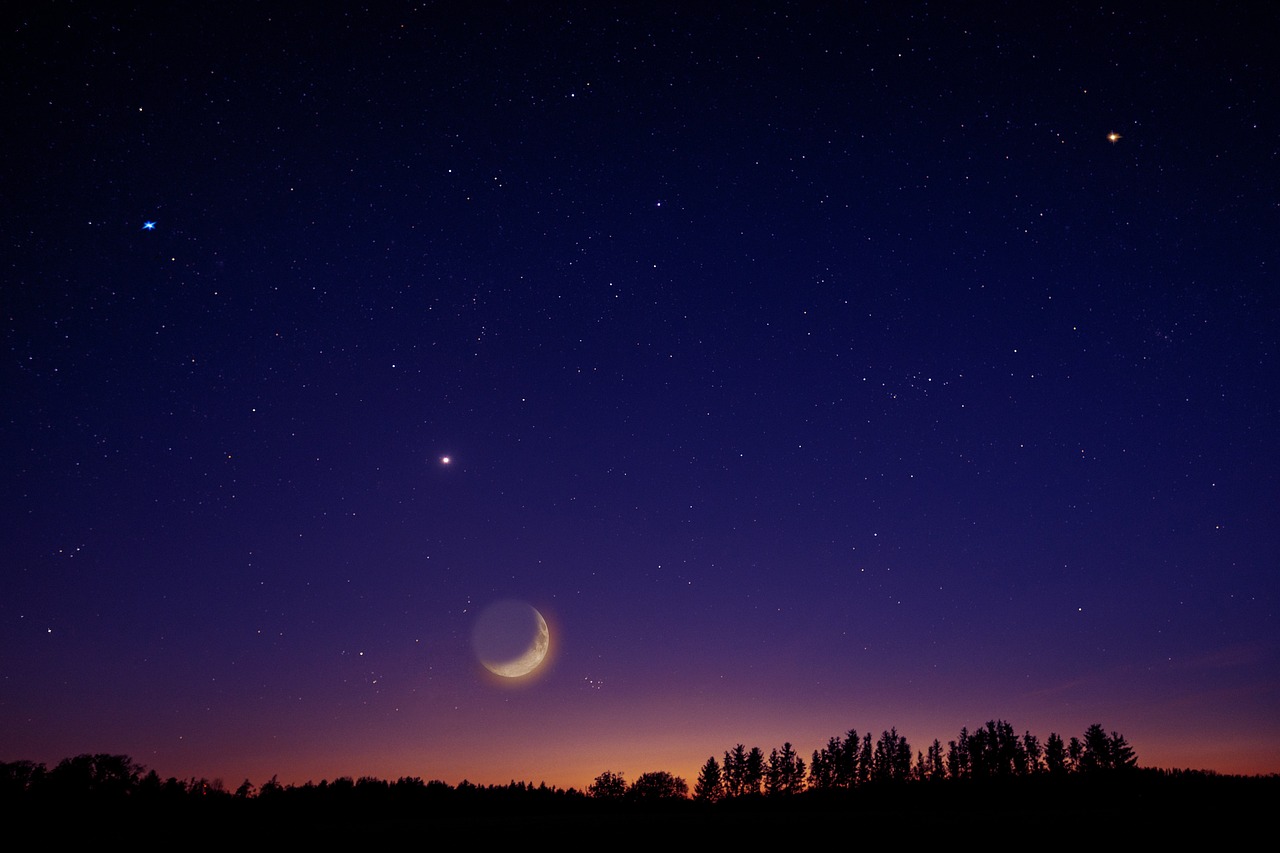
[3,3,1276,786]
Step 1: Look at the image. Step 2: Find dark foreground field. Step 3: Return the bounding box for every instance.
[8,771,1274,844]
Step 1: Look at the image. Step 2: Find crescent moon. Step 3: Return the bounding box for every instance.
[473,601,550,678]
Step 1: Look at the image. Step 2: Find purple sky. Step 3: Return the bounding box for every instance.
[3,3,1276,788]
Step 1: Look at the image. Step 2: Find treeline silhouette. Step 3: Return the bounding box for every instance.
[4,721,1275,841]
[679,720,1140,802]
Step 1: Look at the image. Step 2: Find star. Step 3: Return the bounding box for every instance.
[142,221,157,230]
[1106,132,1121,143]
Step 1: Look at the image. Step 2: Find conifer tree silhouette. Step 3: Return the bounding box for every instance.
[694,756,723,802]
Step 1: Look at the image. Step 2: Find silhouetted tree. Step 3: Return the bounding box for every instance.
[744,746,765,795]
[694,756,723,802]
[785,749,803,794]
[49,754,143,797]
[1109,731,1137,770]
[839,730,861,787]
[947,729,971,780]
[765,748,782,796]
[857,732,873,785]
[588,770,627,799]
[0,760,46,795]
[769,743,804,794]
[895,732,913,780]
[926,739,947,782]
[723,744,747,797]
[1080,724,1138,772]
[966,725,989,777]
[629,771,688,800]
[809,735,848,790]
[914,739,946,782]
[1045,733,1067,775]
[964,720,1024,778]
[1068,736,1083,772]
[872,729,911,783]
[1023,732,1043,774]
[135,769,162,799]
[1079,725,1109,772]
[809,744,833,790]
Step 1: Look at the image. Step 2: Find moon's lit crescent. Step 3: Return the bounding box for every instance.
[473,600,549,678]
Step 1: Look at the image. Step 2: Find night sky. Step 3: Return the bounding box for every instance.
[3,3,1277,789]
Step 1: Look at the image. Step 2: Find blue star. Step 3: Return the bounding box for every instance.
[142,221,156,231]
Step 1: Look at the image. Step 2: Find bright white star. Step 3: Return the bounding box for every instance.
[142,221,156,230]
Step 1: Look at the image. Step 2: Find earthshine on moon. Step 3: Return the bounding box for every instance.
[472,600,549,678]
